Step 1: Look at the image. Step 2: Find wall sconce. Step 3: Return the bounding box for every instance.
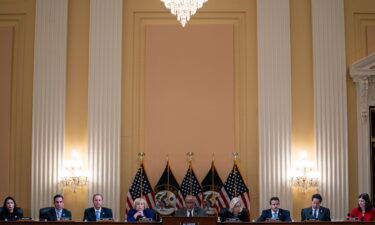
[61,151,88,192]
[290,152,319,193]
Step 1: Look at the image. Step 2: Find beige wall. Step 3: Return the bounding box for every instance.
[64,0,90,221]
[368,26,375,55]
[0,26,13,201]
[290,0,316,220]
[144,24,235,184]
[0,0,35,216]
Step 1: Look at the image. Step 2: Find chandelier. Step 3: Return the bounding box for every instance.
[161,0,208,27]
[61,151,88,193]
[290,152,319,193]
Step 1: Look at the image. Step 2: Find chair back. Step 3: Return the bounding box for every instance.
[39,207,54,221]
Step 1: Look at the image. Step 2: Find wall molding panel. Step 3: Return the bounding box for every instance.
[31,0,68,219]
[257,0,292,212]
[312,0,348,220]
[88,0,122,220]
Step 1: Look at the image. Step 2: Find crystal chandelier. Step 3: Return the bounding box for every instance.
[161,0,208,27]
[290,152,320,193]
[61,151,88,193]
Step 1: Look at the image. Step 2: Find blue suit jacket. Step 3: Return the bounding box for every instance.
[127,208,156,222]
[83,207,113,221]
[301,206,331,221]
[42,208,72,221]
[257,208,291,222]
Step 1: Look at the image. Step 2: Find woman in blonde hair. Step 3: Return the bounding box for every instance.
[127,198,156,222]
[219,197,249,222]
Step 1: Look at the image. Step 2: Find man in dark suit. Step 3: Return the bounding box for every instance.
[83,194,113,221]
[301,194,331,221]
[42,194,72,221]
[175,195,207,217]
[257,197,291,222]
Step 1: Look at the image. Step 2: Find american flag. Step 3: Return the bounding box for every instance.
[201,161,230,212]
[224,163,251,213]
[125,163,155,215]
[180,165,203,207]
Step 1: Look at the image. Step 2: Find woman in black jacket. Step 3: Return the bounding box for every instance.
[0,197,23,221]
[219,197,249,222]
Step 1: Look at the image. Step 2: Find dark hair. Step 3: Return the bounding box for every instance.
[312,194,322,203]
[2,197,17,214]
[93,194,103,201]
[358,193,373,212]
[53,194,64,202]
[269,197,280,205]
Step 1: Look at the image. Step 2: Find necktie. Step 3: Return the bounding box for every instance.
[313,210,318,219]
[96,211,100,221]
[272,212,278,220]
[57,211,61,220]
[188,210,192,217]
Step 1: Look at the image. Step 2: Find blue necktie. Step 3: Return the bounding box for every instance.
[96,211,100,221]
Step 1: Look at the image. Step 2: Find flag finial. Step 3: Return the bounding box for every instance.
[187,151,194,163]
[232,152,239,163]
[138,152,145,164]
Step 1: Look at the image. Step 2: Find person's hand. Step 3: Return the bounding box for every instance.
[134,211,144,219]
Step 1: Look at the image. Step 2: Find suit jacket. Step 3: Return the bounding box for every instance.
[256,208,291,222]
[0,208,23,221]
[175,207,207,217]
[41,208,71,221]
[350,207,375,221]
[127,208,156,222]
[83,207,113,221]
[219,208,249,222]
[301,206,331,221]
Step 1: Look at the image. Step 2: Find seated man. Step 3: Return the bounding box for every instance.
[175,195,207,217]
[257,197,291,222]
[42,194,72,221]
[301,194,331,221]
[83,194,113,221]
[219,197,249,222]
[127,198,156,221]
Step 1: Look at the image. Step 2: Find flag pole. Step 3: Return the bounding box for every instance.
[187,152,194,196]
[166,155,170,206]
[138,152,145,198]
[232,152,238,197]
[211,153,215,208]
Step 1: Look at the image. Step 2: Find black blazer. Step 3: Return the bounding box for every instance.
[41,208,72,221]
[0,208,23,221]
[257,208,291,222]
[219,208,249,222]
[83,207,113,221]
[301,206,331,221]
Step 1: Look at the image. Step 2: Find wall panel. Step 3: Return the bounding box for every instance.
[257,0,292,212]
[32,0,68,218]
[88,0,122,220]
[312,0,348,220]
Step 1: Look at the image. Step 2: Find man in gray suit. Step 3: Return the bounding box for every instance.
[175,195,207,217]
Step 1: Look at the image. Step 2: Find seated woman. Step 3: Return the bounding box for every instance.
[0,197,23,221]
[219,197,249,222]
[127,198,156,222]
[350,193,375,221]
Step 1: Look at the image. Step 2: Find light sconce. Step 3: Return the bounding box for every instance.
[290,152,319,193]
[61,151,88,192]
